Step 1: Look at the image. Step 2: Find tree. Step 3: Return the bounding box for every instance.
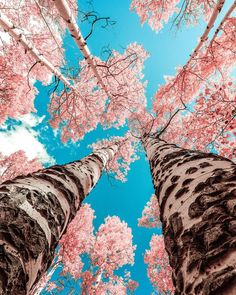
[0,0,235,293]
[0,144,119,294]
[130,0,225,32]
[0,0,72,123]
[135,3,236,294]
[142,134,236,294]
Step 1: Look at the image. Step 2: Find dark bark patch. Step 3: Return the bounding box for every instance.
[165,183,178,198]
[176,270,184,292]
[185,283,193,294]
[175,187,189,199]
[182,178,194,186]
[162,150,187,164]
[171,175,180,183]
[160,183,178,216]
[169,212,183,238]
[194,181,208,193]
[200,162,213,168]
[188,201,204,218]
[203,225,227,251]
[164,159,181,171]
[202,267,236,295]
[186,167,198,174]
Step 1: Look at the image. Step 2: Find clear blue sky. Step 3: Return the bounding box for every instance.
[30,0,232,294]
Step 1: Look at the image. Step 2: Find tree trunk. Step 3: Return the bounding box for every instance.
[53,0,112,98]
[143,135,236,295]
[0,146,116,295]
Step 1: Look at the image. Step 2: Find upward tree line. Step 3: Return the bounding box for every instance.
[0,0,235,294]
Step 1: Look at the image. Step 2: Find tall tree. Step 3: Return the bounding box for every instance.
[0,144,118,294]
[143,134,236,294]
[0,0,235,293]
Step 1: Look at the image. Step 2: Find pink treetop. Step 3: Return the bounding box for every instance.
[0,150,42,184]
[59,203,95,279]
[92,216,136,276]
[0,57,36,124]
[90,132,140,182]
[54,204,137,294]
[151,14,236,160]
[96,43,149,129]
[0,0,78,123]
[49,43,148,142]
[130,0,218,32]
[166,78,236,159]
[151,3,235,118]
[138,194,161,228]
[49,59,107,143]
[81,274,138,295]
[145,235,174,294]
[130,0,179,32]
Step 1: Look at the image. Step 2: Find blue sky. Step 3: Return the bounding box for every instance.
[0,0,233,294]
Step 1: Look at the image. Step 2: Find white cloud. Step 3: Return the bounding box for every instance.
[0,114,55,165]
[18,113,45,127]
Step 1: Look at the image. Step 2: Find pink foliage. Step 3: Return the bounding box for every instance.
[127,279,139,292]
[96,279,127,295]
[130,0,217,32]
[97,43,148,129]
[90,133,139,182]
[92,216,136,276]
[138,194,161,228]
[49,59,107,142]
[58,204,136,294]
[151,17,236,160]
[0,0,78,123]
[49,43,148,142]
[59,204,95,279]
[130,0,179,32]
[172,79,236,159]
[0,57,36,124]
[145,235,174,294]
[0,150,42,183]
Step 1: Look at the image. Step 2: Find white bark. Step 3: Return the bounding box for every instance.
[0,145,118,295]
[185,0,225,67]
[0,11,74,91]
[143,135,236,295]
[53,0,112,98]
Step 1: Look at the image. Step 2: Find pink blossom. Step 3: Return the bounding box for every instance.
[138,194,162,228]
[0,150,42,183]
[145,235,174,294]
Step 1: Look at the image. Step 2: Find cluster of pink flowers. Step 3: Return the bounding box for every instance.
[56,204,137,293]
[138,194,161,228]
[0,150,42,183]
[90,133,140,181]
[49,43,148,142]
[145,235,174,294]
[130,0,217,32]
[0,0,77,123]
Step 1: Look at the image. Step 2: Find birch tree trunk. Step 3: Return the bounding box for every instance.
[0,146,116,295]
[143,135,236,295]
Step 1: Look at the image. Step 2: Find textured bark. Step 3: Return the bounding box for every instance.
[143,135,236,295]
[53,0,112,98]
[0,147,116,295]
